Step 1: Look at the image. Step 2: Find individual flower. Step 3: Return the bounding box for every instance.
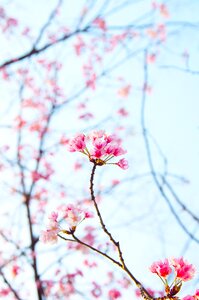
[171,257,196,281]
[62,204,93,231]
[149,258,172,278]
[116,158,128,170]
[68,131,128,169]
[68,133,86,152]
[40,212,60,244]
[108,288,121,299]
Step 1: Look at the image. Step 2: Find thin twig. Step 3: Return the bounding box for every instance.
[89,163,153,299]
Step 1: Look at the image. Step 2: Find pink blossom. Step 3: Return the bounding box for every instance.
[63,204,83,228]
[62,204,93,230]
[159,3,170,18]
[93,138,107,150]
[118,277,131,288]
[49,211,58,222]
[0,289,10,296]
[40,212,60,244]
[116,158,129,170]
[84,259,97,268]
[90,148,105,159]
[150,258,172,278]
[108,289,121,299]
[15,116,27,129]
[118,108,129,117]
[91,282,102,298]
[74,36,85,55]
[104,144,116,155]
[135,288,141,297]
[93,18,107,31]
[112,146,126,156]
[171,257,196,281]
[147,53,157,64]
[112,179,120,186]
[68,134,86,152]
[89,130,105,141]
[7,17,18,27]
[195,290,199,299]
[117,84,131,98]
[86,73,96,90]
[60,135,69,145]
[183,296,195,300]
[73,161,82,171]
[68,131,128,169]
[104,134,121,144]
[11,264,20,277]
[85,211,94,218]
[79,112,94,120]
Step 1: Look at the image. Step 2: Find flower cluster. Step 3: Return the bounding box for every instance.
[40,212,60,244]
[68,131,128,169]
[150,257,196,297]
[40,205,93,244]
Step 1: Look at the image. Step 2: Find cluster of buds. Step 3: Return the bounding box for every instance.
[40,205,93,244]
[67,131,128,169]
[150,258,196,298]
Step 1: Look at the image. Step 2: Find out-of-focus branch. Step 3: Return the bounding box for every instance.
[162,178,199,223]
[89,163,153,300]
[0,270,22,300]
[140,49,199,244]
[160,65,199,75]
[33,0,63,48]
[0,27,89,69]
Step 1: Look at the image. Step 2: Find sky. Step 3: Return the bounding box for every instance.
[0,0,199,299]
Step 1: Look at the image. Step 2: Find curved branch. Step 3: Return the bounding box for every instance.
[0,27,89,69]
[140,49,199,244]
[89,163,153,300]
[0,270,23,300]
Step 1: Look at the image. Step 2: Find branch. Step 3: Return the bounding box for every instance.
[140,49,199,244]
[58,232,122,267]
[32,0,63,48]
[0,270,23,300]
[89,163,153,300]
[0,27,89,69]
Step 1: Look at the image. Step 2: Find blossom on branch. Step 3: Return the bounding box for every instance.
[40,212,60,244]
[116,158,129,170]
[149,257,196,298]
[171,257,196,281]
[68,131,128,169]
[40,205,93,244]
[62,203,93,231]
[149,258,172,278]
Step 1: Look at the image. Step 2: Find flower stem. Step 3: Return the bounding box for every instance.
[89,163,153,300]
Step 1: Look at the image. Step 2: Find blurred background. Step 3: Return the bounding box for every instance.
[0,0,199,299]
